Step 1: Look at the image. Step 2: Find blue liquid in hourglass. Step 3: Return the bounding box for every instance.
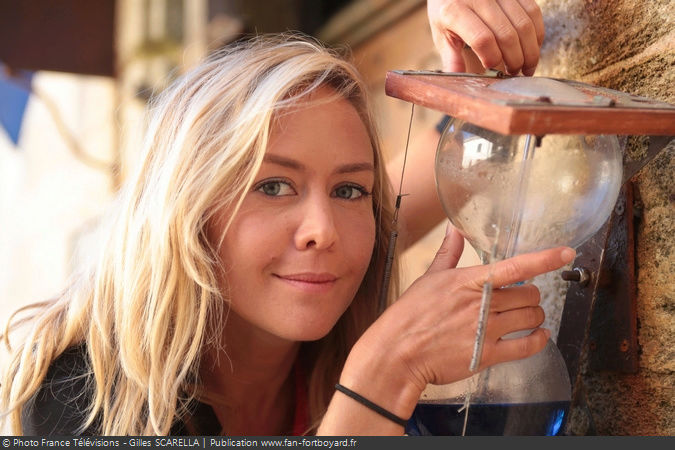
[407,401,570,436]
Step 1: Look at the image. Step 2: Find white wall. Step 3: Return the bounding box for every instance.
[0,72,118,363]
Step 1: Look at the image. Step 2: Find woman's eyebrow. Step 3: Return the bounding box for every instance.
[334,162,374,174]
[264,154,304,170]
[263,154,374,174]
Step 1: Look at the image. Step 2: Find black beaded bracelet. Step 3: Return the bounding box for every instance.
[334,383,408,428]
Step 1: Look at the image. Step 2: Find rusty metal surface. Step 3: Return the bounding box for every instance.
[557,184,639,394]
[558,136,669,375]
[588,185,639,373]
[557,219,612,383]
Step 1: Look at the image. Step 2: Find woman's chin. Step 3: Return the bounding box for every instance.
[273,317,342,343]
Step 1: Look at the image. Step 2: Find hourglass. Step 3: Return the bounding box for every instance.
[384,71,675,435]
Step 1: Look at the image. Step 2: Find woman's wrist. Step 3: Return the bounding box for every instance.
[333,383,409,427]
[338,335,424,424]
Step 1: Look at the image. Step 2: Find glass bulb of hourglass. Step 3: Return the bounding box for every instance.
[434,120,623,259]
[407,119,623,436]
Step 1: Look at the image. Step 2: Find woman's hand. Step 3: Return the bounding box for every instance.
[427,0,545,75]
[320,224,575,435]
[372,225,574,391]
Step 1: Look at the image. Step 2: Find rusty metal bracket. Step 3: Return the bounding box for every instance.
[556,138,675,406]
[587,183,639,373]
[557,215,611,382]
[557,184,639,428]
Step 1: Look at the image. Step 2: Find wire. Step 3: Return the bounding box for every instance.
[393,103,414,224]
[378,103,415,313]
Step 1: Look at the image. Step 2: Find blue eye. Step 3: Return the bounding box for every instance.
[256,180,295,196]
[334,184,369,200]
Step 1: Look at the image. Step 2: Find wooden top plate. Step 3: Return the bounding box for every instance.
[385,71,675,136]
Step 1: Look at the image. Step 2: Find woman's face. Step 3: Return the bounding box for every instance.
[209,87,377,342]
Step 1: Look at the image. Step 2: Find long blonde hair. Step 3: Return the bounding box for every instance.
[0,34,399,435]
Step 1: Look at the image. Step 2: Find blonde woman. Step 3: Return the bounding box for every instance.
[1,2,561,436]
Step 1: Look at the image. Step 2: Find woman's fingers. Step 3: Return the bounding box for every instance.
[429,0,502,72]
[496,0,541,75]
[490,305,545,338]
[492,327,550,363]
[490,247,575,288]
[518,0,546,45]
[377,244,570,387]
[489,283,541,312]
[428,0,545,75]
[426,222,465,274]
[472,0,525,74]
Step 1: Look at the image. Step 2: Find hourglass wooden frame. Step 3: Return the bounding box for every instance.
[384,70,675,396]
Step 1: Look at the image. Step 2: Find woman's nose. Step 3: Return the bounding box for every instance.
[294,196,338,250]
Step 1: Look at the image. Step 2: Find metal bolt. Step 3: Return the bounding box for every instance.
[620,339,629,352]
[535,135,544,147]
[561,267,591,287]
[593,95,616,107]
[561,270,580,281]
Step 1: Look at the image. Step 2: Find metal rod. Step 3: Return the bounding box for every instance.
[378,103,415,313]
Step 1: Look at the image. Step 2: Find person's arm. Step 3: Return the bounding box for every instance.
[386,126,447,249]
[389,0,545,249]
[317,230,575,435]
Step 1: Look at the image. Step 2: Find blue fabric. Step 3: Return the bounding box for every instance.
[0,62,34,146]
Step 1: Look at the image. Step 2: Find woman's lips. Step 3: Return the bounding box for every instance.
[274,273,337,292]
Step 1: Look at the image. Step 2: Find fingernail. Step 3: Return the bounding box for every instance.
[561,247,576,263]
[445,221,453,235]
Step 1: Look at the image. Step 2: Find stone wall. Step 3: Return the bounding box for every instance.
[536,0,674,436]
